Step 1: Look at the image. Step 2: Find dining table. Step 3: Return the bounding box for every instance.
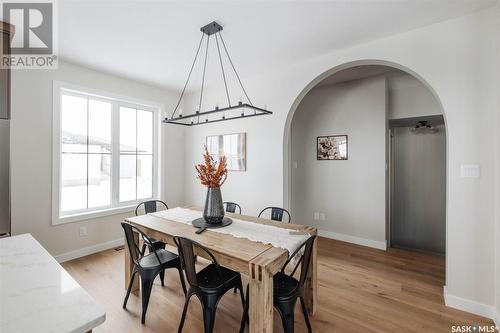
[124,205,317,333]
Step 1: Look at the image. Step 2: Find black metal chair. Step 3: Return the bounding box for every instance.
[258,206,291,223]
[121,222,187,324]
[240,235,316,333]
[135,200,168,268]
[174,236,246,333]
[224,201,242,214]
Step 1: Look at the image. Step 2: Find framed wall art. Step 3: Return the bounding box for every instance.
[317,135,348,160]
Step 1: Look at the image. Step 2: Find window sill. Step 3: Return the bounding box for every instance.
[53,205,137,226]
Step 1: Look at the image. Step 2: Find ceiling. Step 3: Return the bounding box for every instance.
[57,0,496,91]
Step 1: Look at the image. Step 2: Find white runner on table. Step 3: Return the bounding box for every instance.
[149,207,311,257]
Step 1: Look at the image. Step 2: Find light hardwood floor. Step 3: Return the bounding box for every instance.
[62,237,497,333]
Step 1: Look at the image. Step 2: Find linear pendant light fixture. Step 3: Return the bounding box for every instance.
[164,21,272,126]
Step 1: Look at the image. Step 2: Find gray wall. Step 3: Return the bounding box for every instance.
[388,72,442,119]
[290,76,387,246]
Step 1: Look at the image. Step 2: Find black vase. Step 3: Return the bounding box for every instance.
[203,187,224,224]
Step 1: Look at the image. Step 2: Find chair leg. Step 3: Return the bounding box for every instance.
[299,296,313,333]
[140,274,156,324]
[239,285,249,333]
[178,291,193,333]
[202,294,219,333]
[123,270,137,309]
[177,266,187,295]
[275,299,297,333]
[237,279,245,308]
[159,270,165,286]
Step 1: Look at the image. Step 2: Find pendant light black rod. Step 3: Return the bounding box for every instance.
[215,33,231,107]
[198,34,210,119]
[166,103,271,122]
[218,31,253,106]
[171,33,205,119]
[165,109,272,126]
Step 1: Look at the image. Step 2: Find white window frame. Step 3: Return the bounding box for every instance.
[52,81,163,225]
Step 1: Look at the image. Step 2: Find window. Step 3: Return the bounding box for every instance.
[53,82,161,224]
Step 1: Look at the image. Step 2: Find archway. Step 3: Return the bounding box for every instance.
[283,59,448,257]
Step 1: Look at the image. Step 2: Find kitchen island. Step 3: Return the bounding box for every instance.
[0,234,105,333]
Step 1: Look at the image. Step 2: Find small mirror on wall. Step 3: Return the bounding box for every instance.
[317,135,348,160]
[206,133,246,171]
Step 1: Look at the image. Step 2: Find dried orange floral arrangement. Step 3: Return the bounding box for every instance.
[195,147,228,188]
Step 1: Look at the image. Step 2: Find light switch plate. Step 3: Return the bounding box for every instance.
[460,164,480,178]
[313,212,319,220]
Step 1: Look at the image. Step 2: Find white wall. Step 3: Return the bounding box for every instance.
[290,77,387,247]
[183,6,498,315]
[10,61,185,257]
[388,72,442,119]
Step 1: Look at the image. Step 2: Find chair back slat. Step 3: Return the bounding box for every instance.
[121,222,143,266]
[271,208,283,221]
[258,206,291,223]
[121,222,162,267]
[298,235,316,287]
[135,200,169,216]
[224,201,241,214]
[281,235,316,288]
[174,236,222,288]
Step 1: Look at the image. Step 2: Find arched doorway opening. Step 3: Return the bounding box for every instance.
[283,60,447,257]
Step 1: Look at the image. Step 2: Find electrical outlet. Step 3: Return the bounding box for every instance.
[79,226,88,237]
[313,212,320,220]
[460,164,480,178]
[319,213,326,221]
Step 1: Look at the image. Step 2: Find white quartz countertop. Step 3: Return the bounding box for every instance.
[0,234,105,333]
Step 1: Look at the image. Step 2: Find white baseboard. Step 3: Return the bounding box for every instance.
[443,286,496,320]
[54,238,124,263]
[495,312,500,329]
[318,229,387,250]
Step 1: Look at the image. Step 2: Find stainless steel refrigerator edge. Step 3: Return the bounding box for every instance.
[0,27,11,236]
[0,119,9,235]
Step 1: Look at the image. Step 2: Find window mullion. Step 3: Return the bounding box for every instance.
[86,97,89,209]
[112,102,120,207]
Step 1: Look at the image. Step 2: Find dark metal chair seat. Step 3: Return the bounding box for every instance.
[121,222,187,324]
[139,249,181,269]
[135,200,170,284]
[174,236,246,333]
[197,263,241,290]
[240,235,316,333]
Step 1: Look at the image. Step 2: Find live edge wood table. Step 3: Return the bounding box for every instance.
[124,206,317,333]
